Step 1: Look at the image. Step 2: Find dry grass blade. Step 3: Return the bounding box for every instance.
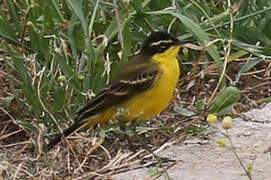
[0,129,22,141]
[151,160,181,180]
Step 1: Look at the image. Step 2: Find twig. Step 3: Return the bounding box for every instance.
[1,141,30,147]
[207,39,231,105]
[0,129,23,141]
[227,131,252,180]
[151,160,180,180]
[182,49,206,83]
[0,107,19,127]
[113,0,123,49]
[12,163,22,180]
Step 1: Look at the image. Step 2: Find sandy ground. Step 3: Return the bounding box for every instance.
[112,103,271,180]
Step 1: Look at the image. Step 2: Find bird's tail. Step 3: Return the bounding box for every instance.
[44,122,82,152]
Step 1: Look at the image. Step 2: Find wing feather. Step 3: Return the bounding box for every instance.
[76,61,159,121]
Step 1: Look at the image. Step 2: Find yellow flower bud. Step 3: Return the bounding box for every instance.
[217,139,226,147]
[206,114,217,124]
[222,116,232,129]
[59,81,64,87]
[247,164,253,171]
[78,74,85,80]
[182,47,189,59]
[26,21,34,27]
[58,75,67,82]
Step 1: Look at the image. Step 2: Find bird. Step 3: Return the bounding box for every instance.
[44,31,191,152]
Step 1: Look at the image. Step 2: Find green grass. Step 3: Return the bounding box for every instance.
[1,0,271,146]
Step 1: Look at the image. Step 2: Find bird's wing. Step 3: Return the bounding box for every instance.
[76,61,159,121]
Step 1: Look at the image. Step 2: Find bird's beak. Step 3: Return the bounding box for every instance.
[175,39,193,46]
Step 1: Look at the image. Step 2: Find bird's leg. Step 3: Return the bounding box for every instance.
[123,120,138,152]
[127,119,153,152]
[114,108,137,151]
[131,119,138,136]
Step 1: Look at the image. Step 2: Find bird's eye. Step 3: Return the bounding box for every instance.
[159,45,167,50]
[160,45,166,48]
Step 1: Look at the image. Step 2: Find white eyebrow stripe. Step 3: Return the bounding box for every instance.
[150,39,173,46]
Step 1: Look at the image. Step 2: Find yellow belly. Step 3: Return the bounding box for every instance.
[87,55,180,127]
[120,58,180,121]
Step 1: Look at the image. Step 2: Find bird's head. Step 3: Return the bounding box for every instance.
[142,31,191,57]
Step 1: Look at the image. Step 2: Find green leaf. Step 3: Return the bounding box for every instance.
[131,0,145,15]
[12,58,42,116]
[6,0,21,34]
[239,58,262,74]
[232,40,263,54]
[121,24,132,63]
[2,96,14,107]
[52,86,66,110]
[201,9,230,29]
[174,106,196,117]
[235,58,263,82]
[228,50,248,62]
[195,99,205,113]
[259,96,271,104]
[57,56,81,92]
[70,23,86,53]
[98,127,106,140]
[27,25,50,59]
[184,125,208,134]
[51,0,65,22]
[18,120,39,134]
[88,0,100,37]
[4,57,30,113]
[66,0,87,32]
[0,16,18,42]
[209,86,241,114]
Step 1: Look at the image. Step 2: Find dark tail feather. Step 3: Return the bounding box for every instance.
[44,122,81,152]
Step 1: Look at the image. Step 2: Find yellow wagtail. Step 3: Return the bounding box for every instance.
[45,31,190,152]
